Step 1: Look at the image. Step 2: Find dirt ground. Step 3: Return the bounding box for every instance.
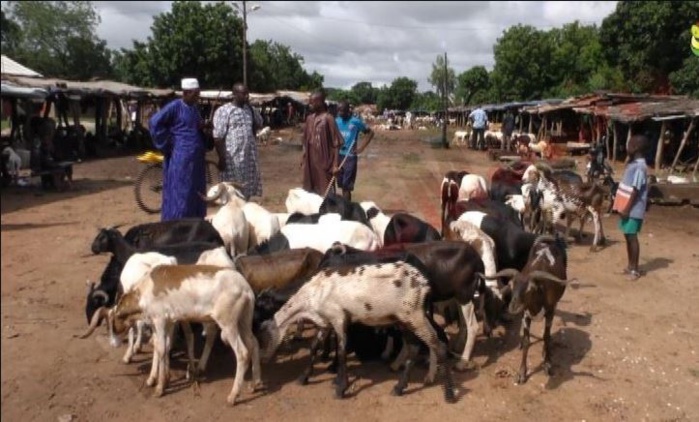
[2,128,699,422]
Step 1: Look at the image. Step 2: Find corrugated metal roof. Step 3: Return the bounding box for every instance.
[575,99,699,123]
[0,74,174,98]
[0,55,43,78]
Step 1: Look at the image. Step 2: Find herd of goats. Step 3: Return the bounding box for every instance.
[76,155,617,406]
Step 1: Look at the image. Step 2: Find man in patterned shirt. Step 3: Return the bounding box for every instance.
[213,83,264,200]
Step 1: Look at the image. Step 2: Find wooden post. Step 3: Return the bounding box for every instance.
[605,120,612,160]
[693,152,699,178]
[528,114,533,134]
[670,118,697,174]
[624,125,632,163]
[612,121,619,163]
[519,112,523,133]
[654,121,667,171]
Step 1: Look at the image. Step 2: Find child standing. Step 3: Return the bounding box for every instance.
[617,135,649,281]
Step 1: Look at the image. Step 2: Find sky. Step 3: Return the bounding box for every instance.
[90,1,619,91]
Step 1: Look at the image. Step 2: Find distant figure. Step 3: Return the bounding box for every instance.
[301,90,344,196]
[502,109,516,151]
[468,106,488,150]
[335,100,375,202]
[149,77,209,221]
[616,135,649,281]
[213,82,264,200]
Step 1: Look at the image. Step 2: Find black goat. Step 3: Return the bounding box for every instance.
[482,235,572,384]
[319,193,370,227]
[85,222,224,323]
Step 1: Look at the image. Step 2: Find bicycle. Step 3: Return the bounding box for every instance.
[134,151,222,214]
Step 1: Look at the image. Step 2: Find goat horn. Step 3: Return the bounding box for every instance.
[92,289,109,304]
[528,270,569,285]
[75,307,109,339]
[202,182,226,203]
[479,269,520,280]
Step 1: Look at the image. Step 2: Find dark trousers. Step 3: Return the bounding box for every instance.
[470,128,485,150]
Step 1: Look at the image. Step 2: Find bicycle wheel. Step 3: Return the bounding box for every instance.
[134,162,164,214]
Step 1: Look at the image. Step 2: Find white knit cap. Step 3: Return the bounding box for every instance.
[181,78,200,90]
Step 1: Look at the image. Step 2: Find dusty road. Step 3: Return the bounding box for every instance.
[2,128,698,422]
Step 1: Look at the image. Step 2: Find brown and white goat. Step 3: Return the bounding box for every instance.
[81,265,262,405]
[258,258,456,403]
[482,235,573,384]
[522,164,606,250]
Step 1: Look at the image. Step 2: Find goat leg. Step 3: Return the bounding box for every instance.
[123,326,136,364]
[454,301,478,371]
[391,342,418,396]
[181,322,197,382]
[198,322,218,375]
[298,328,329,385]
[542,310,554,376]
[516,314,532,385]
[332,323,349,399]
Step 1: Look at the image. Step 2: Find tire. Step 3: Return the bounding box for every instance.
[134,162,164,214]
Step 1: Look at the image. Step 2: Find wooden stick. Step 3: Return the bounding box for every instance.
[654,121,667,171]
[670,118,697,174]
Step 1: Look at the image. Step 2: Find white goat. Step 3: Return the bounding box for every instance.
[117,252,178,364]
[256,126,272,145]
[449,220,499,293]
[84,265,262,405]
[2,146,22,180]
[285,188,324,215]
[458,174,489,201]
[258,260,455,401]
[278,220,380,253]
[359,201,391,240]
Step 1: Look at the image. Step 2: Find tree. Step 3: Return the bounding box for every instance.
[600,1,699,93]
[4,1,113,79]
[455,66,490,105]
[490,25,555,102]
[669,57,699,98]
[547,22,605,97]
[350,82,377,104]
[1,10,22,55]
[428,54,456,100]
[377,77,418,111]
[248,40,324,92]
[410,91,442,112]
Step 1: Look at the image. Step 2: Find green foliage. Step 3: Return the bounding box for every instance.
[669,57,699,98]
[428,54,456,100]
[1,9,22,55]
[490,24,556,102]
[455,66,490,105]
[600,1,699,93]
[377,77,418,111]
[3,1,113,79]
[411,91,442,112]
[248,40,324,92]
[350,82,378,104]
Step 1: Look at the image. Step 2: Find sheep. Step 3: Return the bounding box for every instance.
[204,182,280,250]
[481,235,572,384]
[81,265,262,405]
[257,257,456,403]
[285,188,324,215]
[318,193,371,227]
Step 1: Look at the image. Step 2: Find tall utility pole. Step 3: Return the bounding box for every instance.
[441,51,449,149]
[242,0,248,87]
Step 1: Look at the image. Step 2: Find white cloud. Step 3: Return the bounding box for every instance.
[87,1,618,91]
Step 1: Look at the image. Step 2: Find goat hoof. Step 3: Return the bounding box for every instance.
[391,385,404,397]
[146,377,156,388]
[122,357,132,365]
[296,375,309,386]
[444,389,457,404]
[334,387,346,399]
[515,373,527,385]
[226,395,238,406]
[153,387,164,398]
[248,381,265,393]
[423,374,436,385]
[454,360,475,372]
[543,363,553,376]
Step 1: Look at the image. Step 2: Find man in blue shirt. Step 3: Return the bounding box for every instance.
[335,101,374,201]
[468,107,488,150]
[618,135,649,281]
